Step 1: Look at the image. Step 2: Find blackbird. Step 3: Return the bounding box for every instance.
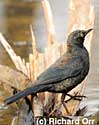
[4,29,92,108]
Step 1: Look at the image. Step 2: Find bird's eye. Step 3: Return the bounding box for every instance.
[80,32,84,38]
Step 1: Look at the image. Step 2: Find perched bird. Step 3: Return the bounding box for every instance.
[4,29,92,109]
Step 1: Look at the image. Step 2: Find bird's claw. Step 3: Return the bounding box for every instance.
[65,94,87,103]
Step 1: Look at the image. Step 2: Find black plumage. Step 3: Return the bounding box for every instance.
[4,29,92,105]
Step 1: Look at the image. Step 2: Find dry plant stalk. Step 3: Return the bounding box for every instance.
[0,0,95,117]
[42,0,56,46]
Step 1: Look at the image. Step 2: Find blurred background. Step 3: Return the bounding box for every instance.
[0,0,69,67]
[0,0,99,124]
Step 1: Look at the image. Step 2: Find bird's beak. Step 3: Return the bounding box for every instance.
[85,28,93,36]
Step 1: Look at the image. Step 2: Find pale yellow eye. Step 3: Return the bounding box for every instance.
[80,32,84,37]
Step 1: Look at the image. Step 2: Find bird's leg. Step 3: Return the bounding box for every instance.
[49,93,70,116]
[65,93,87,103]
[61,93,70,114]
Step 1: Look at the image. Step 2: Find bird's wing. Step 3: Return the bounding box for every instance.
[37,55,84,84]
[3,55,84,105]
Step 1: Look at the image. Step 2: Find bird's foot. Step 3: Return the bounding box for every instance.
[48,93,72,116]
[61,93,70,114]
[65,93,87,103]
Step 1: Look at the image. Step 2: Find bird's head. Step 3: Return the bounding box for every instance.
[67,29,93,48]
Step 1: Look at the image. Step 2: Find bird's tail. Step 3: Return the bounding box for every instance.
[4,83,51,105]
